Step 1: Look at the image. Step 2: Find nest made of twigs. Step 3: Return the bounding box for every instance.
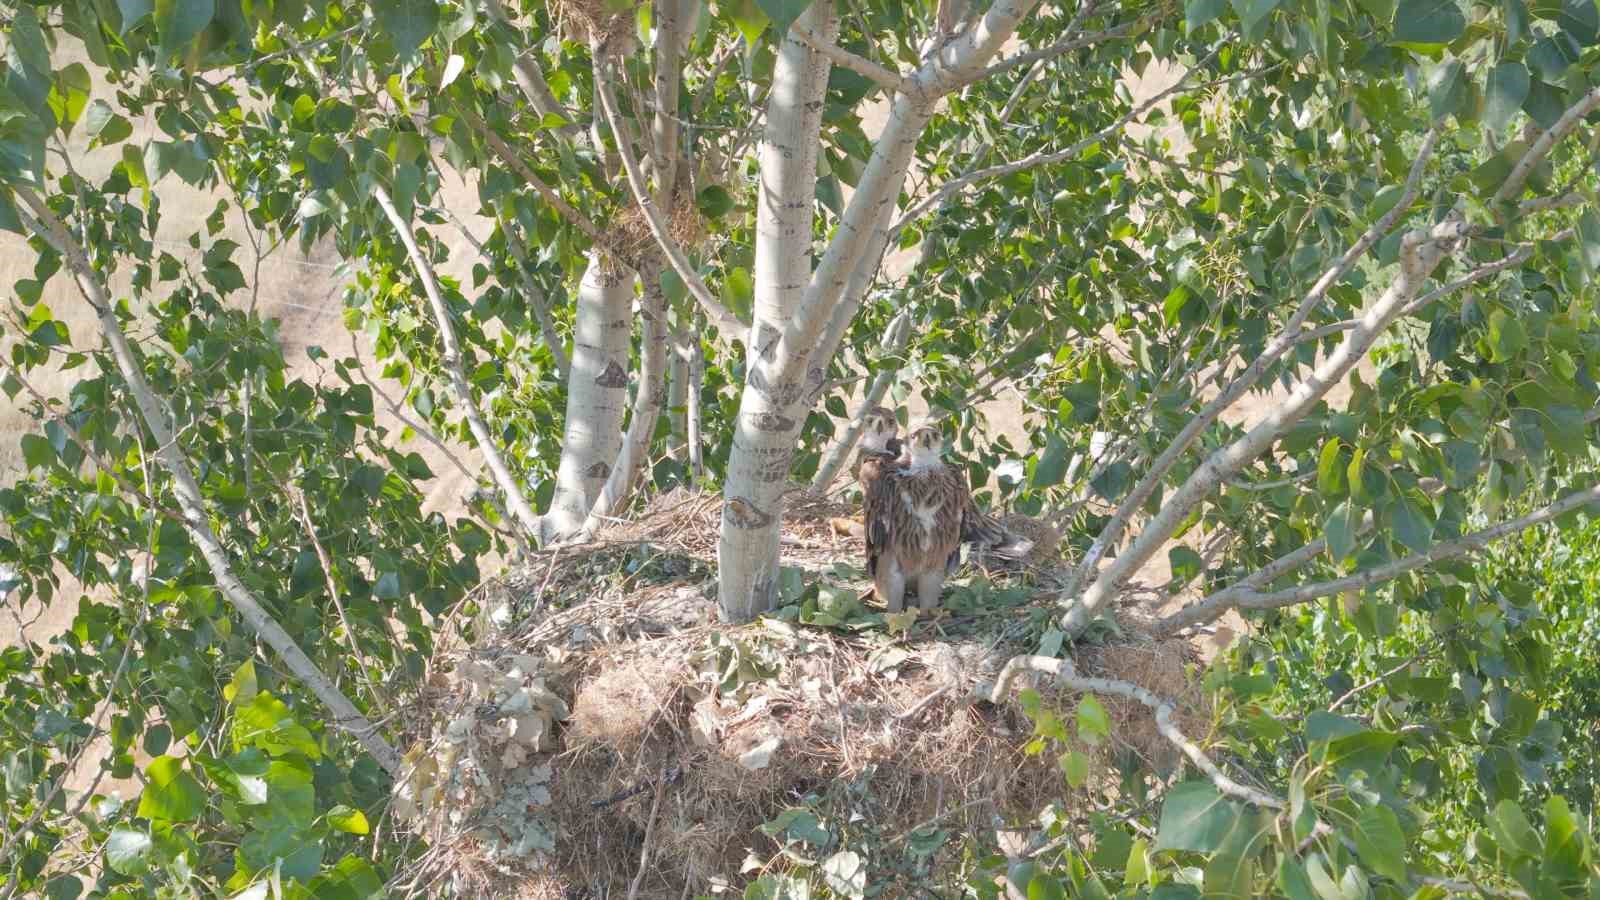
[388,489,1209,897]
[551,0,640,54]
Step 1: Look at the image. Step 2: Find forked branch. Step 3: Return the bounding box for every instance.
[593,57,749,348]
[986,654,1283,809]
[14,184,404,775]
[372,185,545,540]
[1159,480,1600,633]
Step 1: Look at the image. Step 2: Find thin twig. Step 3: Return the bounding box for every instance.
[625,770,669,900]
[985,654,1284,809]
[791,26,909,94]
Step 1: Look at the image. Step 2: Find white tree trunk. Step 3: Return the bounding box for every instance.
[716,4,837,621]
[583,268,669,533]
[544,255,633,540]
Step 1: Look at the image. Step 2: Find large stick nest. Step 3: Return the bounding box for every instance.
[389,489,1204,898]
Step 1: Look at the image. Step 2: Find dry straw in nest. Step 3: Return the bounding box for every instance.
[390,488,1211,896]
[550,0,639,54]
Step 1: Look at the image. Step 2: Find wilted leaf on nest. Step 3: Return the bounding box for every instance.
[883,610,917,636]
[738,736,781,771]
[867,644,912,674]
[822,850,866,898]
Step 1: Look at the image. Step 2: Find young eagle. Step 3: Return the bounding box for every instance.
[860,415,1035,612]
[863,424,971,612]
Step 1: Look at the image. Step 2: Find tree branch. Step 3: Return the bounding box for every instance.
[1291,244,1534,347]
[440,204,570,379]
[1492,87,1600,209]
[891,44,1238,241]
[371,184,545,540]
[460,110,615,254]
[1207,481,1600,613]
[593,57,749,348]
[964,18,1145,86]
[791,26,909,94]
[1066,212,1471,635]
[0,355,186,523]
[13,184,405,776]
[985,654,1283,809]
[1060,128,1442,602]
[482,0,585,140]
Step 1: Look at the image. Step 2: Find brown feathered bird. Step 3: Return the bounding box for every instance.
[864,422,1036,612]
[856,406,904,580]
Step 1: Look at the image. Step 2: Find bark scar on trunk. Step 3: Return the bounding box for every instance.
[725,496,775,529]
[756,322,782,361]
[751,411,797,433]
[595,360,629,388]
[585,460,614,480]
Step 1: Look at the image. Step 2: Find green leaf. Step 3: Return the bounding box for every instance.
[1077,695,1111,744]
[1155,781,1240,853]
[1317,439,1345,494]
[117,0,154,32]
[83,100,132,146]
[1577,209,1600,272]
[154,0,215,58]
[1488,308,1526,362]
[20,433,53,469]
[1276,857,1318,900]
[1231,0,1283,33]
[376,0,439,57]
[1325,500,1357,561]
[1392,496,1433,553]
[1027,874,1067,900]
[1168,545,1203,586]
[1032,434,1070,488]
[1559,0,1599,44]
[8,8,51,79]
[697,184,735,219]
[1392,0,1466,47]
[1060,749,1090,787]
[1543,404,1587,455]
[104,827,153,876]
[1491,798,1542,857]
[757,0,813,38]
[137,756,207,823]
[143,723,172,757]
[1523,77,1565,129]
[730,0,770,45]
[1485,62,1530,132]
[1186,0,1229,29]
[1426,59,1465,121]
[327,805,371,835]
[1352,805,1407,881]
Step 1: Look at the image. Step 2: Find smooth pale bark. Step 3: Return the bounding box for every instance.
[544,255,633,541]
[667,336,688,461]
[716,4,838,621]
[583,267,670,533]
[716,0,1042,621]
[1063,216,1470,634]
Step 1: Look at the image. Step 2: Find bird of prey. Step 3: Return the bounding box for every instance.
[864,424,968,612]
[856,406,905,582]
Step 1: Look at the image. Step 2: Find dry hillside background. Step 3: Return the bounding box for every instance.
[0,34,1371,797]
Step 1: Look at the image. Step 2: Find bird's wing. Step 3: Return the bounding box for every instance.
[860,454,899,574]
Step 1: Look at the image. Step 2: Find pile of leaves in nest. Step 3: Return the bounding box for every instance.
[387,489,1208,897]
